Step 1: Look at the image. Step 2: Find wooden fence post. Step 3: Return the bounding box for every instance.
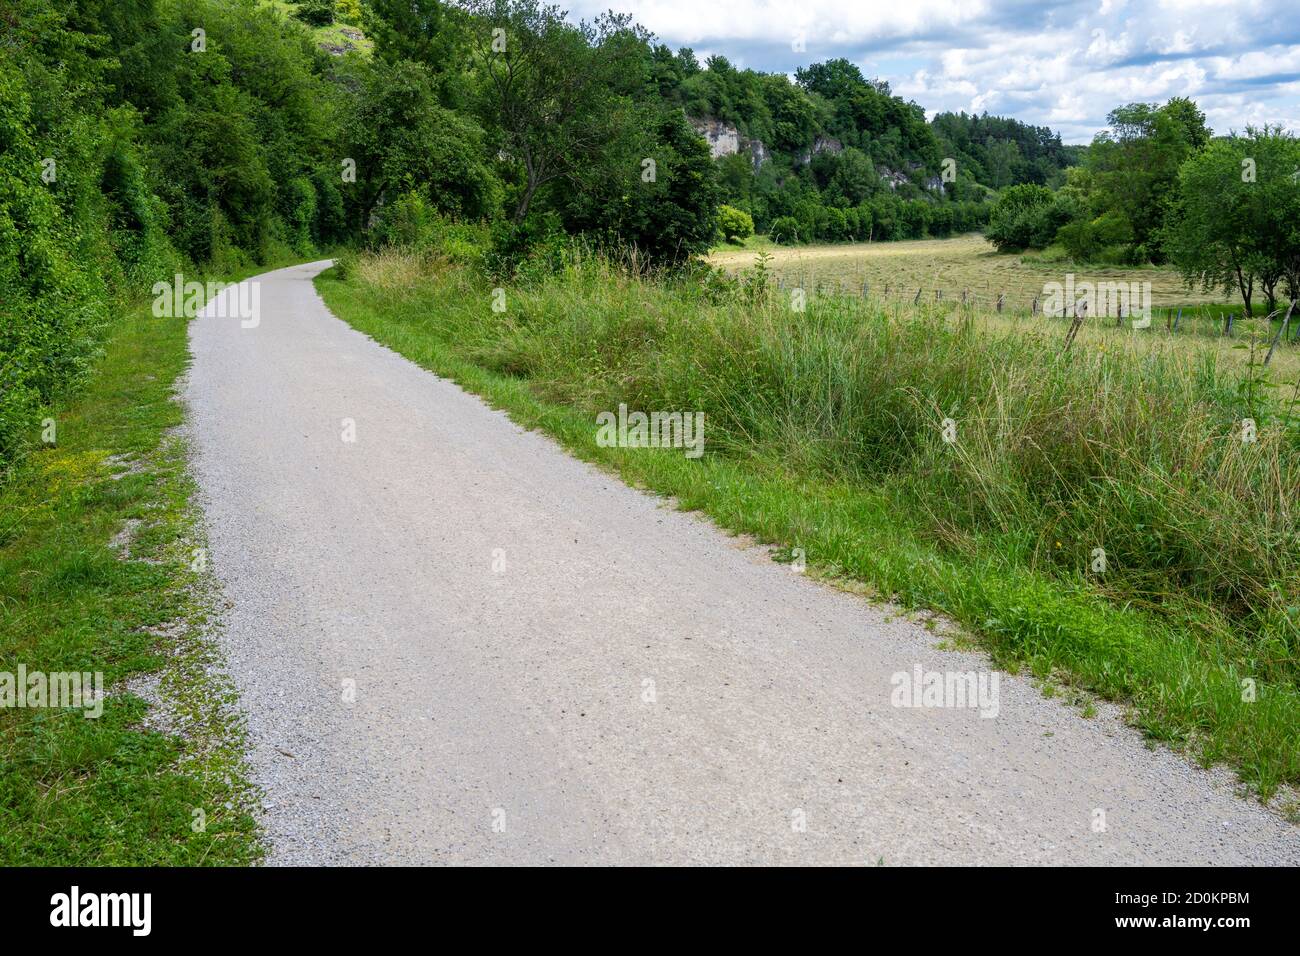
[1264,301,1295,365]
[1063,301,1087,352]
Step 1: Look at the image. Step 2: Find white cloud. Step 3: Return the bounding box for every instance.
[562,0,1300,142]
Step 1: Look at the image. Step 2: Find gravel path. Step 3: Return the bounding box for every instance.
[184,260,1300,865]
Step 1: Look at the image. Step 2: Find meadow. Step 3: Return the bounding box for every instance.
[709,233,1224,310]
[710,234,1300,376]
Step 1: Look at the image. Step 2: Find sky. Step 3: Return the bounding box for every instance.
[563,0,1300,144]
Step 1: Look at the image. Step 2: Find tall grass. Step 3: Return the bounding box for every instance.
[320,246,1300,797]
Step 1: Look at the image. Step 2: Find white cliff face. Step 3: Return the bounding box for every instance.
[691,118,742,159]
[688,117,769,170]
[799,136,843,165]
[878,167,911,190]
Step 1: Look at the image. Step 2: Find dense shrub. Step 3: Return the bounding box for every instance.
[717,204,754,243]
[768,215,801,244]
[0,48,112,471]
[985,184,1067,251]
[294,0,335,27]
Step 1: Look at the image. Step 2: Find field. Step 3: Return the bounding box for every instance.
[710,234,1300,376]
[709,234,1229,310]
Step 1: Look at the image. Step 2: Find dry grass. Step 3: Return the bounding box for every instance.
[711,235,1300,377]
[709,234,1222,309]
[352,246,439,292]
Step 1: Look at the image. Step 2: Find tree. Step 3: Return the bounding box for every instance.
[465,0,645,223]
[343,60,502,231]
[557,107,721,266]
[294,0,335,27]
[1080,98,1209,262]
[985,184,1057,251]
[825,147,877,206]
[769,215,801,244]
[1164,128,1300,315]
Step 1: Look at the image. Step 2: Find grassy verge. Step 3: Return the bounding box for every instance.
[0,260,302,864]
[317,247,1300,802]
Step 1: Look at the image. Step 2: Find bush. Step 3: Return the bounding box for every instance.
[769,215,801,244]
[484,212,573,280]
[294,0,335,27]
[819,206,850,242]
[1057,211,1135,263]
[332,248,359,280]
[717,204,755,243]
[986,184,1062,251]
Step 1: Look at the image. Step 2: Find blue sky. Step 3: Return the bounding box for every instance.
[564,0,1300,144]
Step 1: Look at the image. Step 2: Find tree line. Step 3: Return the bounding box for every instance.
[7,0,1272,479]
[984,97,1300,314]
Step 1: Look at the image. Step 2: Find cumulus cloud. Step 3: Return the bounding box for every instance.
[563,0,1300,142]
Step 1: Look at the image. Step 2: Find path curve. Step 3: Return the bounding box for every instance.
[185,260,1300,865]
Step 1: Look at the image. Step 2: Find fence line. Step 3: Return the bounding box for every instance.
[764,275,1300,340]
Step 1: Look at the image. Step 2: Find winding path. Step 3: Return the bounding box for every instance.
[184,261,1299,865]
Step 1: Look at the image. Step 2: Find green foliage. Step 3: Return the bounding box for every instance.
[1064,97,1210,264]
[0,0,364,473]
[823,147,878,206]
[932,110,1079,188]
[1163,127,1300,315]
[343,58,501,231]
[717,204,754,243]
[557,107,722,266]
[0,15,111,472]
[294,0,335,27]
[985,184,1066,252]
[769,215,801,244]
[365,0,470,104]
[464,0,651,224]
[371,192,492,270]
[483,211,575,282]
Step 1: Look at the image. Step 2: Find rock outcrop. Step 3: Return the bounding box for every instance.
[688,117,769,170]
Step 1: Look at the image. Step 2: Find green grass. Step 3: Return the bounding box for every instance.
[0,260,294,864]
[258,0,373,56]
[317,247,1300,802]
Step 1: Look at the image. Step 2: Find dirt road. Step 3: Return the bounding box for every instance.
[183,261,1299,865]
